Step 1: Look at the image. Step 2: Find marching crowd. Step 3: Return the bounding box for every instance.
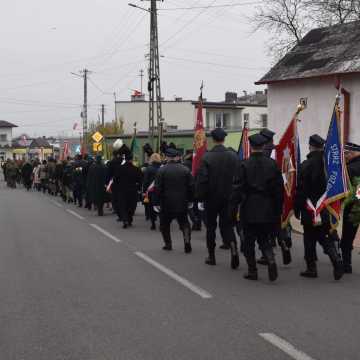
[3,127,360,283]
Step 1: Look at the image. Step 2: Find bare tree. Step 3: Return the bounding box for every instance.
[309,0,360,25]
[251,0,312,60]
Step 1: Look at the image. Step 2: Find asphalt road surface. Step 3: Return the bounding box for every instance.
[1,183,360,360]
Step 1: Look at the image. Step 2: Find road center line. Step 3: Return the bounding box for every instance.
[135,251,213,299]
[90,224,122,243]
[66,209,85,220]
[259,333,316,360]
[51,200,63,208]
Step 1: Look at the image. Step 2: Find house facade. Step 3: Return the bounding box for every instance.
[0,121,18,161]
[256,21,360,159]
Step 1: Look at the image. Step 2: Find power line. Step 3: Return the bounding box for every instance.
[159,1,261,10]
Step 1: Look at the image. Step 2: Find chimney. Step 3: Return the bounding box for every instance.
[225,92,238,103]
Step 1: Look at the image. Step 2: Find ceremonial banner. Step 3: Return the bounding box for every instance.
[63,141,69,160]
[276,117,300,227]
[192,94,207,176]
[323,103,349,228]
[238,126,250,161]
[130,126,140,166]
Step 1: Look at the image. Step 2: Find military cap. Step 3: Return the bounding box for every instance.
[249,133,268,147]
[211,128,227,141]
[165,148,180,158]
[260,129,276,141]
[345,142,360,152]
[309,134,325,148]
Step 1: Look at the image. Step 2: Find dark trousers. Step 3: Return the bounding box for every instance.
[243,223,273,258]
[117,191,138,224]
[205,200,237,251]
[341,211,359,265]
[95,200,104,216]
[303,224,334,263]
[188,202,202,227]
[73,185,83,206]
[160,212,190,245]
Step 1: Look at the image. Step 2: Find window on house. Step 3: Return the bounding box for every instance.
[222,113,230,129]
[215,113,222,128]
[0,134,7,142]
[261,114,268,128]
[243,113,250,127]
[206,112,210,129]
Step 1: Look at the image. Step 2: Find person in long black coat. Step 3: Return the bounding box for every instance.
[231,134,283,282]
[143,153,162,230]
[294,134,344,280]
[21,161,33,190]
[341,142,360,273]
[88,155,107,216]
[195,128,240,269]
[154,148,194,253]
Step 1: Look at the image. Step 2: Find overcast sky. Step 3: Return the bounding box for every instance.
[0,0,270,137]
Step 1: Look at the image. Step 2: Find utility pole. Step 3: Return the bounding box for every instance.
[101,104,105,127]
[139,69,144,95]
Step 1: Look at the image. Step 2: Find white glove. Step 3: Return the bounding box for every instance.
[198,202,205,211]
[153,206,161,213]
[188,202,194,209]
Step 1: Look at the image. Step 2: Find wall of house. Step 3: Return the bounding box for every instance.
[0,128,13,147]
[205,108,242,130]
[267,75,360,159]
[115,101,197,134]
[241,106,268,129]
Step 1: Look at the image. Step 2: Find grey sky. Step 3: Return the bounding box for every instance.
[0,0,269,137]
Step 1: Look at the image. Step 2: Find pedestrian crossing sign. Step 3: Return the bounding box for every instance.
[93,142,103,152]
[92,131,103,143]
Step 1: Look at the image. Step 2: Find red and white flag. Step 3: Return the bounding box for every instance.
[276,116,300,227]
[192,89,207,176]
[73,123,78,130]
[63,141,69,160]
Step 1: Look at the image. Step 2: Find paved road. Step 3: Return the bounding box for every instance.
[1,184,360,360]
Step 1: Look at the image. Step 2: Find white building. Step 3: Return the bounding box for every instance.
[115,92,268,134]
[0,120,17,161]
[256,21,360,159]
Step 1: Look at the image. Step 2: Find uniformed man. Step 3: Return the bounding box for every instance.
[260,128,276,158]
[196,128,240,269]
[295,134,344,280]
[154,148,193,253]
[341,142,360,273]
[231,133,283,281]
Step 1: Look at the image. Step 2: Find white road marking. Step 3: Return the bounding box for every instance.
[135,251,212,299]
[90,224,122,243]
[51,200,63,208]
[259,333,316,360]
[66,209,85,220]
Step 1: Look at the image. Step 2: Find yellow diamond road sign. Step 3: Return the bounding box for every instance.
[92,131,103,143]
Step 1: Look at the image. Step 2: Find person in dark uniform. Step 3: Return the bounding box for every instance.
[231,133,283,281]
[154,148,194,253]
[111,146,143,228]
[72,155,85,207]
[87,155,107,216]
[295,134,344,280]
[196,128,240,269]
[21,161,33,191]
[341,142,360,273]
[260,128,276,158]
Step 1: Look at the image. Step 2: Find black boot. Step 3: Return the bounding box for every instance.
[327,247,344,280]
[150,221,156,231]
[263,248,278,282]
[219,244,230,250]
[244,256,258,280]
[300,261,318,278]
[342,250,352,274]
[162,228,172,251]
[192,223,201,231]
[183,226,192,254]
[205,249,216,265]
[230,242,240,269]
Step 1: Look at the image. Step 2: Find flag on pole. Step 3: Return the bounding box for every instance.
[323,100,349,228]
[237,126,250,160]
[192,83,207,176]
[73,123,78,130]
[276,116,300,227]
[63,141,69,160]
[130,122,140,166]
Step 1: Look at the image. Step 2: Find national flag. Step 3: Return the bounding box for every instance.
[192,84,207,176]
[73,123,78,130]
[63,141,69,160]
[276,116,300,227]
[237,126,250,160]
[323,101,349,228]
[133,90,142,97]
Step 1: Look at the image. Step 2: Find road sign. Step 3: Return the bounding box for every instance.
[93,143,103,152]
[92,131,103,143]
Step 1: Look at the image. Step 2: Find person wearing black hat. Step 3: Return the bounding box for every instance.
[153,148,194,252]
[196,127,240,269]
[260,128,276,158]
[231,133,283,281]
[341,142,360,273]
[295,134,344,280]
[108,145,143,228]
